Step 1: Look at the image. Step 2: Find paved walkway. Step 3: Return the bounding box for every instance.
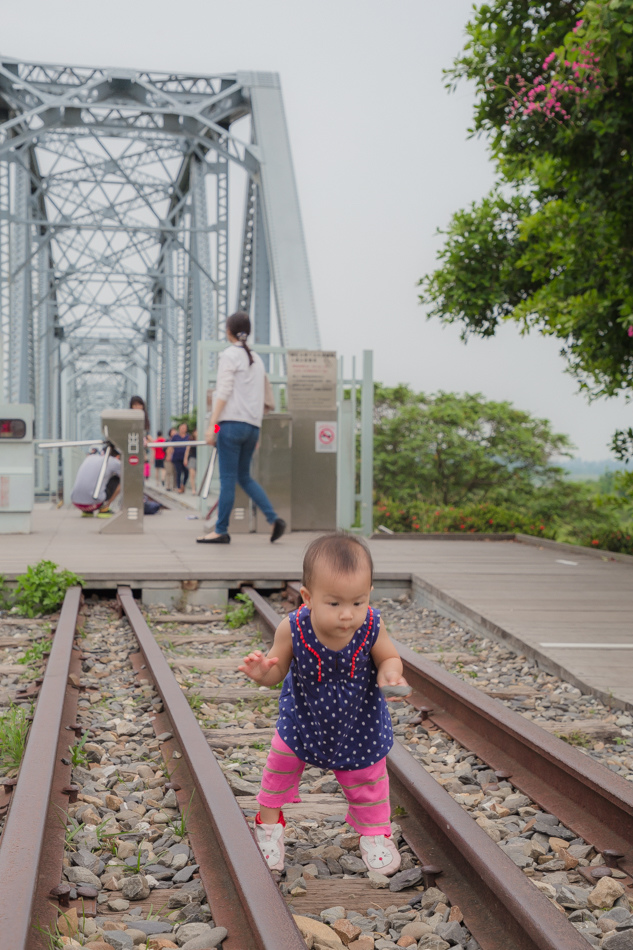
[2,505,632,705]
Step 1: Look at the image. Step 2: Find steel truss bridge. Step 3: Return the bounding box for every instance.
[0,57,320,491]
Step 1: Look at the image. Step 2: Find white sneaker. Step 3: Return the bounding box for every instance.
[255,821,285,871]
[359,834,401,875]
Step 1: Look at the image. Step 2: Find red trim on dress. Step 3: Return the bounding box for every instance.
[297,605,322,681]
[298,604,374,681]
[350,607,373,679]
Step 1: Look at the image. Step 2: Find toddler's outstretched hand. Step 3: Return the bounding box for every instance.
[238,650,280,684]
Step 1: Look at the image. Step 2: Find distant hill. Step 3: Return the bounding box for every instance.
[562,458,628,479]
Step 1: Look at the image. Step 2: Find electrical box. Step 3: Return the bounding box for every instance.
[0,404,34,534]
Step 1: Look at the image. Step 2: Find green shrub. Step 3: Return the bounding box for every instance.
[576,526,633,556]
[375,499,633,556]
[226,593,255,629]
[375,500,553,538]
[12,560,83,617]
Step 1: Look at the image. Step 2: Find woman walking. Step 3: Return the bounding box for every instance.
[197,311,285,545]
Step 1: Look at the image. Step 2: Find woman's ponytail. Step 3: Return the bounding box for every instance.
[226,311,254,365]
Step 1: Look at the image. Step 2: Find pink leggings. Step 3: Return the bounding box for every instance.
[256,732,392,836]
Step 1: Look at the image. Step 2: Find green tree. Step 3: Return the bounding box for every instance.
[374,385,572,506]
[420,0,633,400]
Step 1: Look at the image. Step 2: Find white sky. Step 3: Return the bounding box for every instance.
[5,0,632,459]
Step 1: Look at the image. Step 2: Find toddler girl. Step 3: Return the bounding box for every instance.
[238,533,409,875]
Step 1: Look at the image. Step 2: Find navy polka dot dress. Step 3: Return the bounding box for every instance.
[277,605,394,770]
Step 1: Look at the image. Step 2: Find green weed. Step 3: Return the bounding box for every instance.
[17,639,50,666]
[169,790,195,837]
[69,732,90,768]
[187,693,203,712]
[0,703,32,770]
[0,574,12,611]
[556,730,590,748]
[12,560,82,617]
[226,593,255,629]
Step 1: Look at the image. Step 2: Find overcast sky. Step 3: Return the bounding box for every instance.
[5,0,632,460]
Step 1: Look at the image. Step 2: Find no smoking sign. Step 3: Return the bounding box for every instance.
[315,421,337,453]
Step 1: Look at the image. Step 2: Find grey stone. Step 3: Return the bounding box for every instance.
[170,843,192,858]
[320,906,346,925]
[120,920,173,936]
[339,853,366,874]
[163,788,179,808]
[121,930,147,946]
[72,848,101,874]
[173,864,198,884]
[121,873,151,901]
[116,721,142,736]
[417,938,450,950]
[420,887,448,909]
[72,765,94,785]
[157,732,173,741]
[388,866,424,891]
[176,922,215,946]
[400,921,434,939]
[436,920,468,945]
[603,932,633,950]
[285,866,305,885]
[108,898,130,912]
[503,793,531,811]
[180,931,227,950]
[65,866,102,888]
[501,848,532,869]
[102,933,134,950]
[178,904,213,924]
[607,909,633,923]
[368,870,390,888]
[181,879,206,901]
[176,923,228,949]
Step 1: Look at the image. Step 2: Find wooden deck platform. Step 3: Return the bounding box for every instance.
[1,504,632,706]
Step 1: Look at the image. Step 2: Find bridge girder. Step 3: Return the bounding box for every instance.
[0,58,319,486]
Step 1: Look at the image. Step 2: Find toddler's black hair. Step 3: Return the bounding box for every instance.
[302,532,373,589]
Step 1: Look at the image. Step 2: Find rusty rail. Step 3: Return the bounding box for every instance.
[243,585,600,950]
[117,587,305,950]
[389,742,588,950]
[395,640,633,879]
[284,580,633,877]
[0,587,82,949]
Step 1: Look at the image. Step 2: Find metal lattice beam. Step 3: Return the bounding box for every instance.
[0,57,319,487]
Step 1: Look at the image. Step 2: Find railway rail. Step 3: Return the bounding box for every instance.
[0,582,631,950]
[283,580,633,880]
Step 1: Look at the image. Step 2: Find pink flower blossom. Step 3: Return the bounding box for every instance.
[628,326,633,337]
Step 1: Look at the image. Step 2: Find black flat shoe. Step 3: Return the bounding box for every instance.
[270,518,286,543]
[196,534,231,544]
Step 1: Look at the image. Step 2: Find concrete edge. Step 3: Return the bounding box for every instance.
[371,532,516,542]
[410,572,633,714]
[515,533,633,567]
[371,529,633,568]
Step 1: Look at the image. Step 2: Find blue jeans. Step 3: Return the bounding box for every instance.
[216,421,277,535]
